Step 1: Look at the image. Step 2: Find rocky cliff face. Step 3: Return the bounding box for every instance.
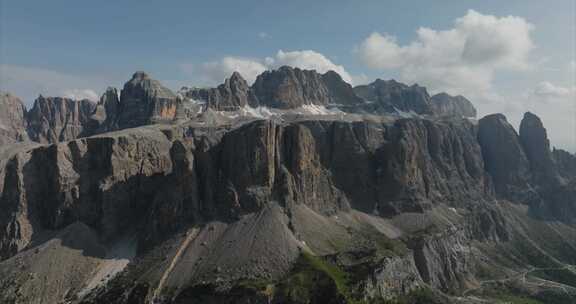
[88,87,121,133]
[553,148,576,181]
[0,92,28,145]
[183,72,258,111]
[519,112,561,186]
[478,112,576,222]
[26,96,96,143]
[477,114,533,203]
[184,68,362,111]
[321,70,363,106]
[3,68,482,147]
[353,79,434,115]
[117,72,180,129]
[0,114,513,302]
[431,93,477,118]
[518,112,576,221]
[252,66,332,108]
[1,111,575,303]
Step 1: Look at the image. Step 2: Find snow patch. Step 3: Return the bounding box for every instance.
[393,107,420,118]
[211,104,343,120]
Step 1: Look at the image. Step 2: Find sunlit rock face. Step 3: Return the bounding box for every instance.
[117,71,180,129]
[26,95,96,143]
[353,79,434,114]
[431,92,477,118]
[252,66,333,109]
[0,92,28,145]
[183,72,258,111]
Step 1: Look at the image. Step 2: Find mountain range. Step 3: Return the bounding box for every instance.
[0,66,575,304]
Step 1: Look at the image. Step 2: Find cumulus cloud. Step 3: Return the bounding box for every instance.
[200,57,267,85]
[268,50,353,83]
[62,89,99,101]
[522,81,576,151]
[357,10,535,99]
[0,64,108,105]
[532,81,575,99]
[194,49,354,85]
[258,32,270,39]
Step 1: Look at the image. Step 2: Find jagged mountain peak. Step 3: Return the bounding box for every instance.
[223,71,250,88]
[122,71,176,99]
[519,111,560,187]
[431,92,477,117]
[227,71,247,83]
[252,65,331,108]
[353,78,433,114]
[322,69,342,79]
[519,111,552,156]
[26,95,96,143]
[130,70,151,80]
[0,92,28,145]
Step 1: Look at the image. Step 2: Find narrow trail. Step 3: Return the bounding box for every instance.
[462,265,576,297]
[150,228,199,303]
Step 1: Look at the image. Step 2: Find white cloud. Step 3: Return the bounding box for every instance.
[357,10,535,100]
[533,81,575,99]
[268,50,353,83]
[350,73,370,86]
[0,64,108,105]
[200,57,267,85]
[258,32,270,39]
[193,49,354,85]
[522,81,576,151]
[62,89,99,101]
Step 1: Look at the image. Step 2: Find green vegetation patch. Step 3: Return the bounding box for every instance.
[276,251,350,304]
[355,224,409,258]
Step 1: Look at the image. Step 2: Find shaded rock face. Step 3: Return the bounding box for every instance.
[321,70,363,106]
[117,71,180,129]
[1,113,576,303]
[553,148,576,181]
[411,228,474,292]
[0,118,491,260]
[477,114,533,203]
[0,117,502,304]
[478,112,576,222]
[363,255,423,300]
[0,129,178,259]
[26,96,96,143]
[353,79,434,114]
[376,118,488,214]
[0,92,28,145]
[183,72,258,111]
[519,112,560,186]
[431,93,477,118]
[88,87,120,133]
[252,66,331,108]
[518,112,576,221]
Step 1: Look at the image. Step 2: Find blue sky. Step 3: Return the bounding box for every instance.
[0,0,575,150]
